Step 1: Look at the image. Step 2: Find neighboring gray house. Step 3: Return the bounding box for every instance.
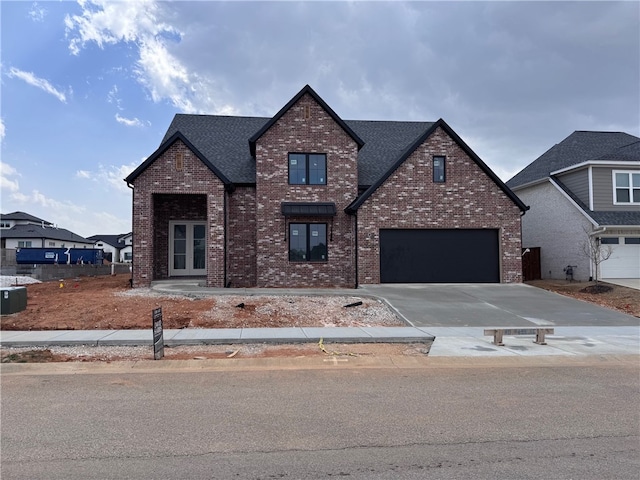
[507,131,640,281]
[0,211,94,249]
[87,233,133,263]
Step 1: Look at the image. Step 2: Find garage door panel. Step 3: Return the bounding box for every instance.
[380,229,500,283]
[601,244,640,279]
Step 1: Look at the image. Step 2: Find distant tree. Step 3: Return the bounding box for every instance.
[581,226,613,285]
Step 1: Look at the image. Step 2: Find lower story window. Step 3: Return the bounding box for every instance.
[289,223,327,262]
[18,241,32,248]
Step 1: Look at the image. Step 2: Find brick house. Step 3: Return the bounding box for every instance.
[125,85,526,288]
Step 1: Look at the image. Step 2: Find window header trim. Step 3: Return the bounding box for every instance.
[281,202,337,217]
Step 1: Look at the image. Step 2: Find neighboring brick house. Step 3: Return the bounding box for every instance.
[507,131,640,282]
[125,85,526,288]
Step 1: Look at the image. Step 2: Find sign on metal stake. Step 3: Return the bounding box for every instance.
[152,307,164,360]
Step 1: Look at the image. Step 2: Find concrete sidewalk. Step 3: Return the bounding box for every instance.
[1,326,638,357]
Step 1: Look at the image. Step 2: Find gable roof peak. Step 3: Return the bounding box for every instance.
[248,84,365,157]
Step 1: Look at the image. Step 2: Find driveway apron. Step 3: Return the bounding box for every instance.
[359,284,640,328]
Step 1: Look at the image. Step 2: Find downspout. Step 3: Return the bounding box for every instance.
[126,181,134,287]
[223,188,229,288]
[353,212,359,289]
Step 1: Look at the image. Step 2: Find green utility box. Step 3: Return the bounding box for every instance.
[1,287,27,315]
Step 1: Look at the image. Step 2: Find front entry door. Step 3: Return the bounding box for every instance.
[169,222,206,276]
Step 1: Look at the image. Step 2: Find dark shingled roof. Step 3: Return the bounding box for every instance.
[596,140,640,162]
[0,211,52,225]
[507,131,640,189]
[126,85,525,213]
[158,115,433,187]
[0,224,91,243]
[161,115,268,185]
[86,234,127,248]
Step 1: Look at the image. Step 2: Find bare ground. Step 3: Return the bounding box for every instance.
[526,279,640,318]
[2,274,637,363]
[0,274,401,331]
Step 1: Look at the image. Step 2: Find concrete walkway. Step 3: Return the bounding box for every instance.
[1,326,638,357]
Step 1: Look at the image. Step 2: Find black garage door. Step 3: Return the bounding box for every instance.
[380,229,500,283]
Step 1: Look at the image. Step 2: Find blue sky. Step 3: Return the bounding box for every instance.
[1,1,639,238]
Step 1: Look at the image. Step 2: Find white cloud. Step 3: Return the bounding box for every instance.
[11,190,85,214]
[107,84,123,110]
[1,162,20,192]
[115,113,146,128]
[100,163,137,192]
[75,163,137,193]
[7,67,67,103]
[0,118,5,140]
[28,2,46,22]
[64,0,237,115]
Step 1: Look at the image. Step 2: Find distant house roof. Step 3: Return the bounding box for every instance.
[0,211,53,225]
[0,224,91,243]
[86,234,127,249]
[507,131,640,189]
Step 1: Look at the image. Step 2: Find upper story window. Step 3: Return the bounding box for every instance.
[289,153,326,185]
[613,171,640,204]
[0,222,11,229]
[433,156,446,183]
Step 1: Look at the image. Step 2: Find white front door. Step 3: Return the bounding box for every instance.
[169,221,206,276]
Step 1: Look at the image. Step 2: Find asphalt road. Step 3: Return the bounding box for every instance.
[360,284,640,327]
[2,358,639,479]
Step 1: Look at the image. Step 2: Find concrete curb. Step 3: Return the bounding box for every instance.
[0,327,436,348]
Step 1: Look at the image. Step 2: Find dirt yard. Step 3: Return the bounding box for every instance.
[526,279,640,318]
[2,275,637,332]
[0,274,402,331]
[1,275,637,363]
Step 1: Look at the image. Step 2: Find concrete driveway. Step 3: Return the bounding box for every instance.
[359,283,640,328]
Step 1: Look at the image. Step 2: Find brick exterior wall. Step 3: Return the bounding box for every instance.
[131,140,226,287]
[254,93,359,287]
[357,127,523,284]
[227,186,258,287]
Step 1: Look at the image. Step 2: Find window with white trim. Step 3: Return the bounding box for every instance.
[613,171,640,204]
[18,241,32,248]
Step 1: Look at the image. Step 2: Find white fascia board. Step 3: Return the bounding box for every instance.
[551,160,640,176]
[588,166,594,211]
[548,178,599,226]
[508,178,548,192]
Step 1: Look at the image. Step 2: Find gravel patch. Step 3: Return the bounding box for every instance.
[0,276,41,287]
